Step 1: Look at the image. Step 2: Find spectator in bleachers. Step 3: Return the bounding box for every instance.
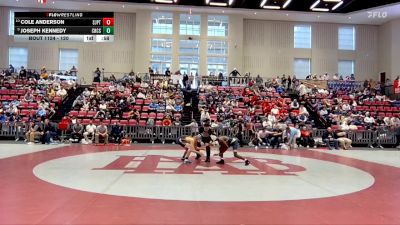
[41,119,57,144]
[185,119,199,135]
[56,87,67,97]
[110,122,124,144]
[70,120,84,143]
[95,121,108,144]
[322,127,339,150]
[26,121,41,144]
[364,113,376,129]
[298,126,314,148]
[36,106,47,119]
[23,92,34,102]
[290,99,300,109]
[83,121,96,144]
[336,130,352,150]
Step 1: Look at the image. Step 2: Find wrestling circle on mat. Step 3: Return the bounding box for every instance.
[1,145,400,225]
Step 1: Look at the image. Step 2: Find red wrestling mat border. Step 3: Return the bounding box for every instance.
[0,145,399,225]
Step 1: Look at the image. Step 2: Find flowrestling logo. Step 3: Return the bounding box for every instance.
[33,150,374,202]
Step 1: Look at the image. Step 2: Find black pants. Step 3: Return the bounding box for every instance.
[270,136,282,148]
[111,133,122,143]
[202,136,211,160]
[396,135,400,146]
[71,132,82,142]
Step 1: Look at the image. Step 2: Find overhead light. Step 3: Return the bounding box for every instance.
[263,5,281,9]
[310,0,320,9]
[206,0,210,3]
[260,0,267,7]
[283,0,292,9]
[210,2,228,6]
[332,1,343,10]
[229,0,234,5]
[312,8,329,11]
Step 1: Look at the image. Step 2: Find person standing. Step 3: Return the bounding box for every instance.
[198,123,213,162]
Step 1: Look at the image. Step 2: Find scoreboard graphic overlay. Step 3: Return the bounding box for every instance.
[14,12,114,42]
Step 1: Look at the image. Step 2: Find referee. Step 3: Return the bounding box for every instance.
[198,122,213,162]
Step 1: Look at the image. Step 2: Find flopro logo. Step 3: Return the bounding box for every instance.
[368,11,388,19]
[33,150,374,202]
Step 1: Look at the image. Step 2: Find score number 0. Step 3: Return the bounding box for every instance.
[102,18,114,26]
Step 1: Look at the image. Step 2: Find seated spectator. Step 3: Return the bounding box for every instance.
[336,130,352,150]
[149,100,160,113]
[162,115,172,126]
[70,120,84,142]
[322,127,339,150]
[271,105,279,116]
[299,105,309,116]
[41,119,57,144]
[110,122,124,144]
[297,113,308,124]
[290,99,300,109]
[298,126,314,148]
[364,113,375,129]
[25,121,41,144]
[83,122,96,143]
[319,107,328,117]
[24,92,34,102]
[200,109,211,125]
[256,128,273,148]
[95,121,109,144]
[56,87,67,97]
[37,106,47,119]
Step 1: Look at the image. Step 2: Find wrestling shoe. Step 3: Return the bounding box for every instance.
[216,159,225,164]
[205,158,210,162]
[245,160,250,166]
[183,159,192,164]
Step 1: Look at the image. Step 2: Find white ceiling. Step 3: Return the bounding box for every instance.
[1,0,400,25]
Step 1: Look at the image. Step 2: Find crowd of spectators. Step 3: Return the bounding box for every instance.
[1,64,76,144]
[1,65,399,149]
[66,72,185,144]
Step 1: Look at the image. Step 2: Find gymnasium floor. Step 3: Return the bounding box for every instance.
[0,143,400,225]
